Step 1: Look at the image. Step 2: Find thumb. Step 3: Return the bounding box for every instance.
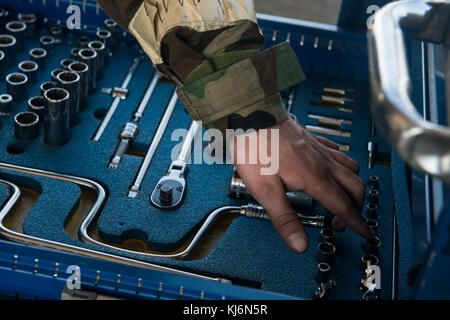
[251,180,309,253]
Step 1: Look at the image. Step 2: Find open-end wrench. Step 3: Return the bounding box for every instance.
[128,90,178,198]
[91,52,142,142]
[150,120,201,209]
[132,72,161,122]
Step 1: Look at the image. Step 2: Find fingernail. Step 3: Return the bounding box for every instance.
[287,233,308,253]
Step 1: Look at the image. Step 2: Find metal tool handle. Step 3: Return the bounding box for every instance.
[368,0,450,182]
[178,121,202,163]
[128,90,178,197]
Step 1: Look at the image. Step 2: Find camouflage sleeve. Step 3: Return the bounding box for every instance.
[98,0,306,130]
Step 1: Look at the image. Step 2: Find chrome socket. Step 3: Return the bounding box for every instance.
[51,68,64,83]
[367,189,379,204]
[362,236,381,255]
[366,203,378,220]
[316,262,331,284]
[49,26,63,43]
[28,96,46,121]
[40,35,56,54]
[0,93,13,116]
[0,49,4,78]
[78,48,97,94]
[88,40,106,80]
[70,47,80,61]
[56,71,81,126]
[29,48,47,69]
[316,241,336,264]
[360,254,379,272]
[14,111,40,139]
[60,58,75,70]
[68,61,89,108]
[18,60,39,85]
[366,219,379,234]
[40,81,57,96]
[78,35,90,48]
[6,72,28,101]
[104,19,117,51]
[18,13,37,37]
[43,88,71,145]
[0,34,17,67]
[5,21,26,51]
[320,228,336,245]
[96,29,111,65]
[367,175,379,190]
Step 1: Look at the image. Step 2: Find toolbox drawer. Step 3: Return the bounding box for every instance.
[1,0,445,300]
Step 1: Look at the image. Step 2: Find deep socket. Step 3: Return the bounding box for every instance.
[96,29,111,65]
[368,175,379,189]
[56,71,81,126]
[29,48,47,69]
[18,60,39,85]
[316,241,336,264]
[18,13,37,37]
[0,94,13,116]
[43,88,71,145]
[28,96,46,120]
[78,36,90,48]
[104,19,117,51]
[40,35,55,54]
[360,254,379,272]
[366,203,378,220]
[51,68,63,83]
[78,48,97,93]
[0,49,4,77]
[88,40,106,80]
[6,73,28,101]
[70,47,80,61]
[0,34,17,67]
[14,111,40,139]
[60,58,75,70]
[361,236,381,255]
[366,219,379,233]
[320,228,336,244]
[68,61,89,108]
[40,81,57,96]
[316,262,331,284]
[5,21,26,51]
[367,189,379,204]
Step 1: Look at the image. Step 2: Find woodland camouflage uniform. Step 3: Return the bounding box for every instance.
[98,0,305,131]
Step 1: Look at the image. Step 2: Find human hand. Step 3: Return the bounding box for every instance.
[232,119,372,253]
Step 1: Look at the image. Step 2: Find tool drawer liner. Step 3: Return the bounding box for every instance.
[0,17,414,299]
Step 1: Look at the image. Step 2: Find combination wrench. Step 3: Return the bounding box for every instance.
[150,120,201,209]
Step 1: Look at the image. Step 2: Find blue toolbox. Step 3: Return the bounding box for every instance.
[0,0,448,300]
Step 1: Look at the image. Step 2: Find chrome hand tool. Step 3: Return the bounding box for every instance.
[286,85,298,122]
[128,90,178,198]
[91,53,142,142]
[230,168,314,210]
[132,72,162,122]
[150,120,201,209]
[109,122,139,169]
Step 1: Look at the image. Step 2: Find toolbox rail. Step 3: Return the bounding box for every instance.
[368,0,450,183]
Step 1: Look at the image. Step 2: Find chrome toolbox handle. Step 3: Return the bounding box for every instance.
[368,0,450,182]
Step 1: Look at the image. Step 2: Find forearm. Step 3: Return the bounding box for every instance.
[98,0,305,130]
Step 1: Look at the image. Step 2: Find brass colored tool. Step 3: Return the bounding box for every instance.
[306,125,351,138]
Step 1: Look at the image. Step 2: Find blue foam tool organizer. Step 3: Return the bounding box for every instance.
[0,1,416,299]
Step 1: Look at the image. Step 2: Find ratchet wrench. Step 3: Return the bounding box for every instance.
[150,120,201,209]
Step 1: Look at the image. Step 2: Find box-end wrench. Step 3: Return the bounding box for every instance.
[150,120,201,209]
[132,72,161,122]
[128,90,178,198]
[91,52,142,142]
